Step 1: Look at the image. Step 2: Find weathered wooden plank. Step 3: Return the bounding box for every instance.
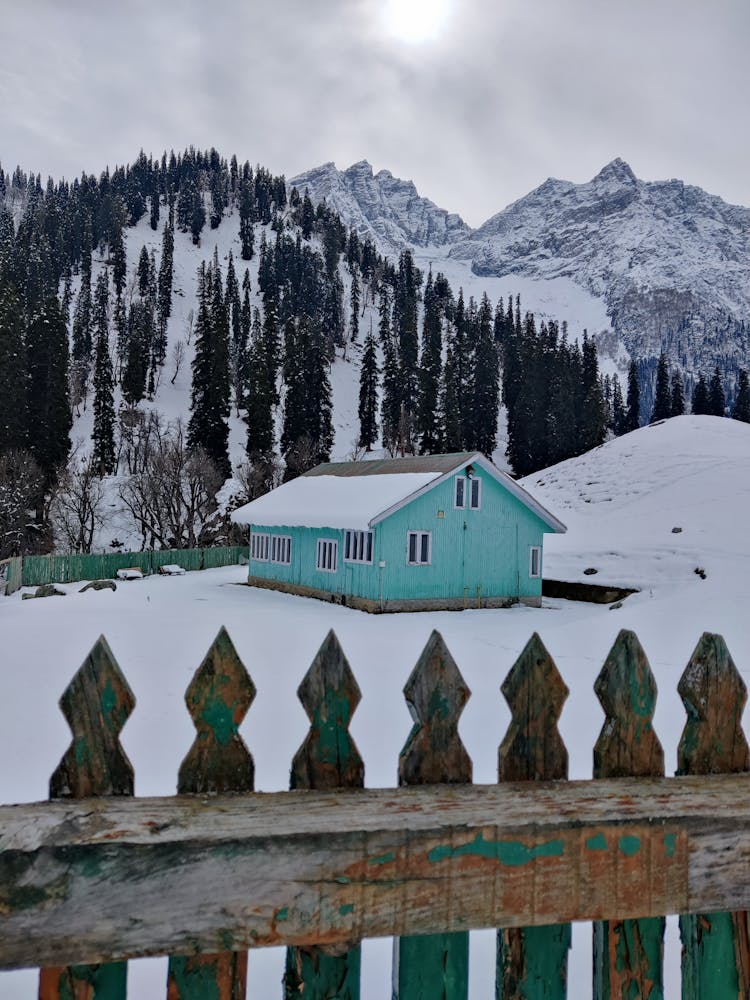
[285,630,364,1000]
[395,630,471,1000]
[39,636,134,999]
[3,776,750,970]
[167,627,256,1000]
[592,630,665,1000]
[497,632,570,1000]
[677,632,750,1000]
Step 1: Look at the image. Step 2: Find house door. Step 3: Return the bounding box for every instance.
[462,523,515,605]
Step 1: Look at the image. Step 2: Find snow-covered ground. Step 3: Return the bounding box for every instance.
[1,415,747,997]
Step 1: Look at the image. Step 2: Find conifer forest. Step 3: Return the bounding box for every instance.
[0,148,746,559]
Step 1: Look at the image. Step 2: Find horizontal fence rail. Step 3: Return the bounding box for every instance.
[1,627,748,999]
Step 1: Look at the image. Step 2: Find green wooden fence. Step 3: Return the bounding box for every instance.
[15,546,246,588]
[4,628,749,999]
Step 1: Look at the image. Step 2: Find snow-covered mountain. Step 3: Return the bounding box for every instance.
[295,157,750,383]
[290,160,470,251]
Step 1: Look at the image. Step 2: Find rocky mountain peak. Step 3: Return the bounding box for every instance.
[592,158,638,186]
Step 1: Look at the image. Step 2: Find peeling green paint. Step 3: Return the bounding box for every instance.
[74,736,91,766]
[680,911,741,1000]
[618,835,641,857]
[339,903,354,916]
[284,942,361,1000]
[497,923,571,1000]
[586,833,608,851]
[168,955,221,1000]
[664,833,676,858]
[428,833,564,867]
[369,851,395,866]
[593,917,664,1000]
[335,875,352,884]
[276,907,289,922]
[200,692,238,747]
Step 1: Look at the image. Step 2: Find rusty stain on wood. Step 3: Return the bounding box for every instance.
[40,635,133,998]
[395,630,471,999]
[286,630,364,999]
[168,628,256,999]
[592,630,665,1000]
[497,633,570,1000]
[677,633,750,1000]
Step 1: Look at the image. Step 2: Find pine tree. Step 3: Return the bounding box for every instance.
[467,293,499,457]
[245,310,275,459]
[732,370,750,423]
[358,325,379,451]
[91,272,116,476]
[281,319,306,459]
[156,217,174,362]
[669,370,686,417]
[416,272,443,454]
[349,266,360,342]
[692,374,710,415]
[122,301,149,406]
[239,174,255,260]
[26,297,72,478]
[379,291,400,453]
[188,260,230,476]
[611,374,625,435]
[650,353,671,422]
[708,366,726,416]
[301,315,333,465]
[0,280,27,453]
[625,360,640,431]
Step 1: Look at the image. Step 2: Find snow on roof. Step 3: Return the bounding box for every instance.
[231,472,441,530]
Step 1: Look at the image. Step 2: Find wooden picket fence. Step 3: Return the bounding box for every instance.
[2,627,750,999]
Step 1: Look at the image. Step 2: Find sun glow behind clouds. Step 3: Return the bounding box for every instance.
[383,0,452,44]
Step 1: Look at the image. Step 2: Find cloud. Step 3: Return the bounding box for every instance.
[1,0,748,225]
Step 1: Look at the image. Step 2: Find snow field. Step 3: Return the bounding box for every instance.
[2,415,748,997]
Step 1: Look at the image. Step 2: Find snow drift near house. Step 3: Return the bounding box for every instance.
[522,415,750,592]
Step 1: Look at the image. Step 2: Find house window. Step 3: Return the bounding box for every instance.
[407,531,432,566]
[529,546,541,578]
[270,535,292,565]
[454,476,466,509]
[469,476,482,510]
[250,532,269,561]
[316,538,338,573]
[344,530,373,563]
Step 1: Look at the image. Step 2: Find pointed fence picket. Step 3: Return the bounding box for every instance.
[3,626,750,998]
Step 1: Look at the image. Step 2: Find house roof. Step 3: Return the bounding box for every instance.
[231,452,566,533]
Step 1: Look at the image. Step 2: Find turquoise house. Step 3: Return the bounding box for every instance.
[231,452,565,613]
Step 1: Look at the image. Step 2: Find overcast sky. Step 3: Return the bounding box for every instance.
[2,0,748,226]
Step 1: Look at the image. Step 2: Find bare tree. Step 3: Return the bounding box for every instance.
[171,339,186,385]
[233,454,281,505]
[51,452,109,553]
[185,308,195,345]
[119,420,225,549]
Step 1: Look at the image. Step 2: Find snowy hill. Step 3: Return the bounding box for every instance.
[522,415,750,593]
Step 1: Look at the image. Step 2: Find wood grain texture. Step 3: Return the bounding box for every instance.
[677,633,750,1000]
[168,628,256,1000]
[497,633,570,1000]
[3,776,750,970]
[40,636,133,999]
[593,630,665,1000]
[395,630,471,1000]
[285,630,364,1000]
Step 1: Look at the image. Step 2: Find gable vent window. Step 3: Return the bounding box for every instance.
[270,535,292,565]
[344,529,373,564]
[454,476,466,509]
[407,530,432,566]
[529,546,541,578]
[250,532,269,561]
[316,538,338,573]
[470,477,482,510]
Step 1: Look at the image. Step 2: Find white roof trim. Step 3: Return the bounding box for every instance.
[369,452,567,533]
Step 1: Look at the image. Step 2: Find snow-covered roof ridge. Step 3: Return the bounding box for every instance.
[232,453,566,534]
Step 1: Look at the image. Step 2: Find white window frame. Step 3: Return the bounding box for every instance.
[469,476,482,510]
[529,546,541,578]
[270,534,292,565]
[344,529,373,564]
[250,531,269,561]
[454,476,466,509]
[316,538,338,573]
[407,530,432,566]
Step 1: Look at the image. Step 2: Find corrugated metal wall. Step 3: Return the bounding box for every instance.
[12,547,246,589]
